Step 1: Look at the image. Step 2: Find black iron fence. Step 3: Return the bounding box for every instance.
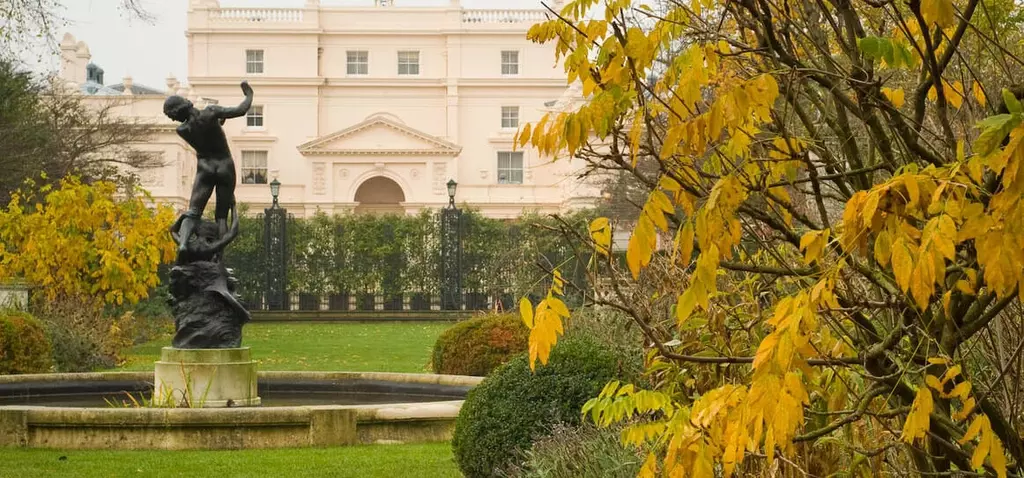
[222,206,593,313]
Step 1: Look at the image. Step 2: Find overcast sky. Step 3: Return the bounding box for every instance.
[43,0,547,89]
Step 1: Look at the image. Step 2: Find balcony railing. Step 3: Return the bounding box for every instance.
[211,8,305,23]
[461,9,548,24]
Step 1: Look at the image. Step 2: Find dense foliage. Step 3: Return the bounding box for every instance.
[431,313,529,376]
[0,177,175,371]
[452,336,635,478]
[224,208,595,307]
[517,0,1024,475]
[0,177,176,308]
[0,310,52,374]
[0,59,162,204]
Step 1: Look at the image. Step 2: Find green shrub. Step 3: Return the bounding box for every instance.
[563,307,644,366]
[0,310,53,374]
[431,313,529,376]
[513,423,644,478]
[452,335,640,477]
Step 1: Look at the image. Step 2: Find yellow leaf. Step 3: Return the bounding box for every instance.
[528,299,565,370]
[516,122,532,149]
[874,229,892,266]
[959,414,986,445]
[882,87,906,108]
[639,452,658,478]
[892,238,914,293]
[799,229,830,265]
[973,81,987,107]
[904,175,920,208]
[677,288,697,326]
[925,374,942,391]
[973,423,991,469]
[549,297,571,318]
[626,218,655,279]
[991,436,1007,478]
[947,381,971,400]
[589,217,611,256]
[948,80,964,109]
[901,386,933,443]
[922,0,955,28]
[953,396,976,421]
[677,222,694,266]
[941,364,962,384]
[520,298,534,328]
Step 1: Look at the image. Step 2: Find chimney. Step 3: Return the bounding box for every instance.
[122,75,134,95]
[166,74,180,95]
[86,63,104,84]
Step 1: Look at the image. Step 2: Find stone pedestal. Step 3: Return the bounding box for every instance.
[154,347,260,407]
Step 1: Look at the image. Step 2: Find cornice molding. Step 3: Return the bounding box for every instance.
[301,148,459,156]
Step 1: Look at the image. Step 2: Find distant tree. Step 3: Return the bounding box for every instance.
[0,59,162,203]
[0,0,153,61]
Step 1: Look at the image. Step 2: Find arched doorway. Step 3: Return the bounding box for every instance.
[354,176,405,214]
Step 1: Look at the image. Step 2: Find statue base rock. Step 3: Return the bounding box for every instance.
[154,347,260,407]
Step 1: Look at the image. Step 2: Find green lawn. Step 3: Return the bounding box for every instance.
[117,321,451,372]
[0,443,461,478]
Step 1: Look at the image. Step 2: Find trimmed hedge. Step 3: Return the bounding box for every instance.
[0,310,53,374]
[452,336,639,477]
[431,313,529,376]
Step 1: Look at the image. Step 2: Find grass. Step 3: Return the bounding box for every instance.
[0,443,461,478]
[116,321,452,372]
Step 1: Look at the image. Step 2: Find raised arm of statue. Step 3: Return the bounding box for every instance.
[208,81,254,119]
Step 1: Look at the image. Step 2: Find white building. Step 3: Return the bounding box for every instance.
[59,0,596,218]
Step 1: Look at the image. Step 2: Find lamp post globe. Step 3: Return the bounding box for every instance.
[269,178,281,207]
[446,179,457,207]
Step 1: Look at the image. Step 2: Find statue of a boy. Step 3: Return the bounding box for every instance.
[163,81,253,253]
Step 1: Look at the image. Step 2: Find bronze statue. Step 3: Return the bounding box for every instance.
[163,80,253,254]
[163,81,254,349]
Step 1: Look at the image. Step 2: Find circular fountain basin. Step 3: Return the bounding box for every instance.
[0,371,482,450]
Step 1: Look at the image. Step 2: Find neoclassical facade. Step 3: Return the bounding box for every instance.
[59,0,596,218]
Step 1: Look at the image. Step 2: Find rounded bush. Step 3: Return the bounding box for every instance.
[452,335,638,477]
[431,313,528,376]
[0,311,53,374]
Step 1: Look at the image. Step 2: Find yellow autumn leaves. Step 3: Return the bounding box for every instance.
[519,271,570,370]
[0,177,176,309]
[903,358,1007,477]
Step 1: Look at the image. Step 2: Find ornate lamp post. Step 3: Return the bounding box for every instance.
[263,178,288,311]
[446,179,457,207]
[269,178,281,207]
[440,179,462,311]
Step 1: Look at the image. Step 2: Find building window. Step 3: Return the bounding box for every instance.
[398,50,420,75]
[246,105,264,128]
[501,50,519,75]
[501,106,519,129]
[241,150,268,184]
[246,50,264,74]
[497,151,524,184]
[347,50,368,75]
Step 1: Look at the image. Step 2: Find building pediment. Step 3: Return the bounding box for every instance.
[297,113,462,156]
